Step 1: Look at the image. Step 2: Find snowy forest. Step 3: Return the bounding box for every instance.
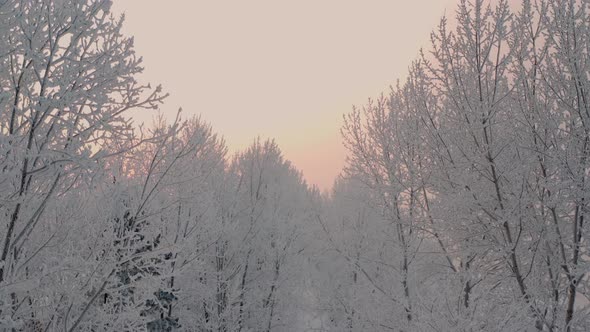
[0,0,589,331]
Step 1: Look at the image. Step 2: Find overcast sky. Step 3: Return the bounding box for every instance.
[112,0,458,191]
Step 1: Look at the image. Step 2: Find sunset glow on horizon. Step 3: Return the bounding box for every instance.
[112,0,458,191]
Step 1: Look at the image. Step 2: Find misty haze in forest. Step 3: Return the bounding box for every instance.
[0,0,589,331]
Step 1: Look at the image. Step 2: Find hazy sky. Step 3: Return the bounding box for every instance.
[112,0,458,191]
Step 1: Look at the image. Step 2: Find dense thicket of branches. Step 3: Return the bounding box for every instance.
[0,0,589,331]
[0,1,316,331]
[322,0,590,331]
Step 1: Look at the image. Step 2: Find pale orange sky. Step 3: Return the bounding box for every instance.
[112,0,458,191]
